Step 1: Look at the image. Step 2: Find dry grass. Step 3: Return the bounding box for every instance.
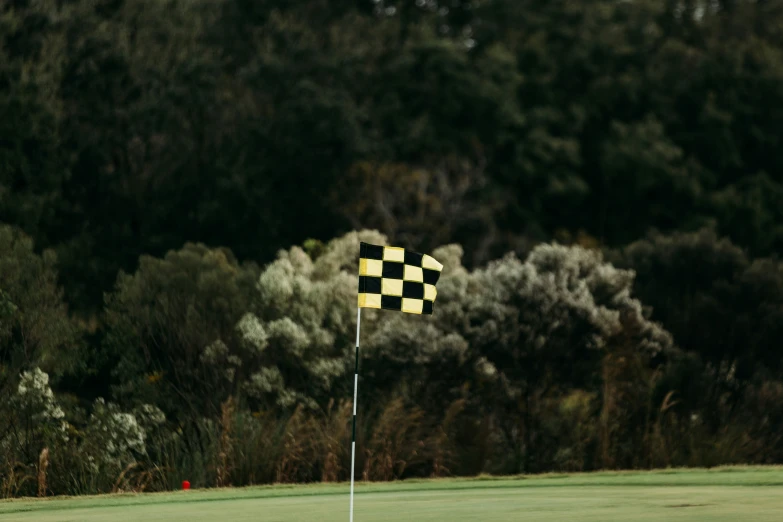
[37,448,48,497]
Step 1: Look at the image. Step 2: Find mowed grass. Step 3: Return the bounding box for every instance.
[2,467,783,521]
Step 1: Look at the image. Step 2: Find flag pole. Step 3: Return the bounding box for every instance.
[349,306,361,522]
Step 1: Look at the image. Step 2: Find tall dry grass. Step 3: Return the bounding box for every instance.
[1,461,33,498]
[6,383,783,498]
[37,448,49,497]
[275,399,352,484]
[216,397,236,488]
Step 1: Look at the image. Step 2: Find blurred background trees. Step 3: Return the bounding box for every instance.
[4,0,783,311]
[2,0,783,497]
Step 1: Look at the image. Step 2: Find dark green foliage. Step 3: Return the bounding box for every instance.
[103,243,260,420]
[616,228,783,440]
[4,0,783,307]
[618,228,783,384]
[0,225,77,394]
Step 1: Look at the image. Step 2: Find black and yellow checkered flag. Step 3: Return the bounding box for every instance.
[357,242,443,315]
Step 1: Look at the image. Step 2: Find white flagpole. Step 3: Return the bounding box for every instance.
[350,307,361,522]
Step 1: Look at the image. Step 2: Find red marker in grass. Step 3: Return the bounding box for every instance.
[182,480,190,491]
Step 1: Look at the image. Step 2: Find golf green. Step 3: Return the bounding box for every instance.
[2,467,782,521]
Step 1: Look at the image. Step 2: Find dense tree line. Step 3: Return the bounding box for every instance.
[3,0,783,310]
[2,0,783,496]
[2,227,782,495]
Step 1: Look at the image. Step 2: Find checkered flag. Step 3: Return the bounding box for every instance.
[357,242,443,315]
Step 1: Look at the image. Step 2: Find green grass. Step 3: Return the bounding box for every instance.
[2,467,783,521]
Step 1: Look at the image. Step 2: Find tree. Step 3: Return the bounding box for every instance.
[235,233,364,410]
[0,225,76,492]
[103,243,260,420]
[617,228,783,424]
[0,225,76,397]
[335,157,497,266]
[598,116,701,244]
[712,173,783,256]
[237,231,472,412]
[464,242,674,472]
[0,4,69,249]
